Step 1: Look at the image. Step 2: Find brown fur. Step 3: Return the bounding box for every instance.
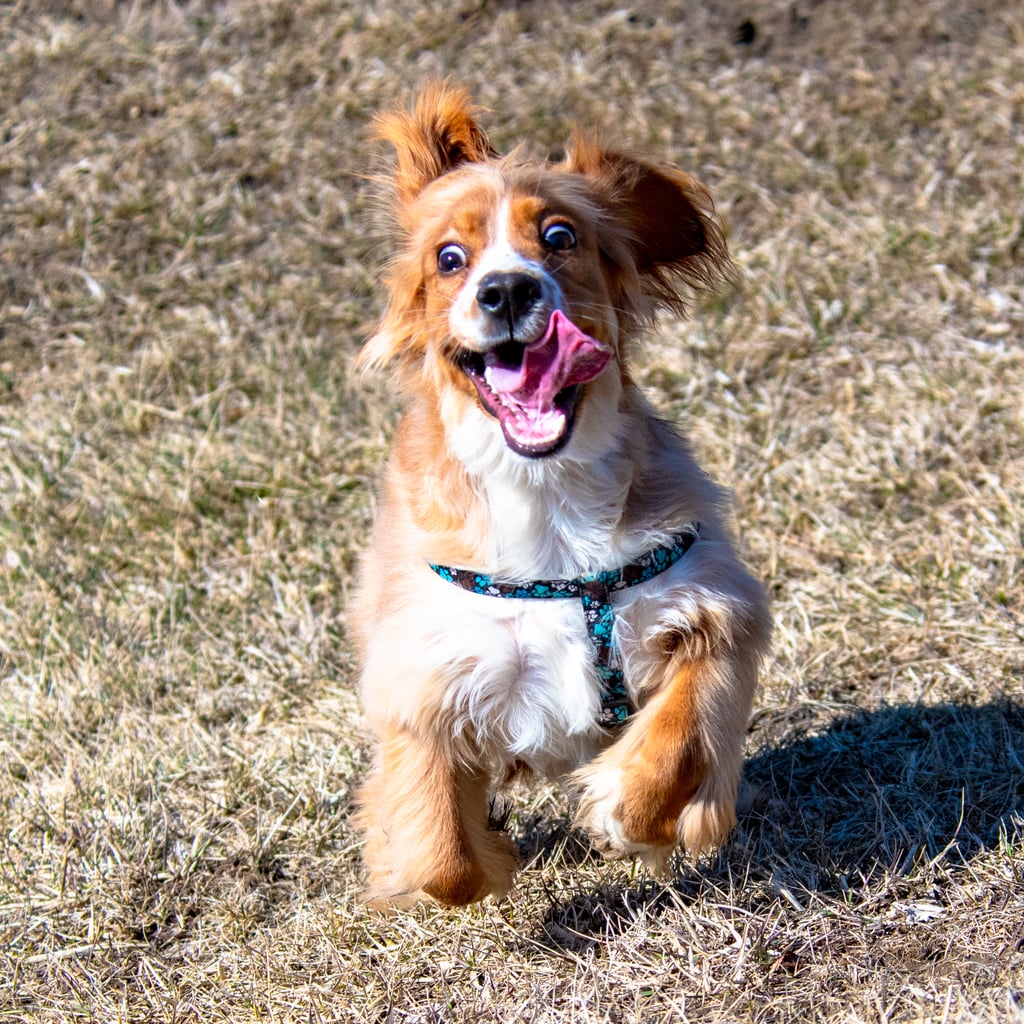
[355,724,517,907]
[374,82,497,211]
[614,658,710,847]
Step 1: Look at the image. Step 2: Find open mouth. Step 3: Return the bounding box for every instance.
[458,310,612,458]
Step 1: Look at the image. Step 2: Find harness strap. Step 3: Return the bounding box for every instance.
[429,525,701,728]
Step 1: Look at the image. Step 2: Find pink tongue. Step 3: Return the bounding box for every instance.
[484,310,611,401]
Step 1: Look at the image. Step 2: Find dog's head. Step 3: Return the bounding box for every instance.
[362,82,732,460]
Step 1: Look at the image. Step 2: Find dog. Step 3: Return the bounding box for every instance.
[352,83,770,906]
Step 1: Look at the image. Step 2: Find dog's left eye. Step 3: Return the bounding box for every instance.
[438,244,468,274]
[542,223,577,252]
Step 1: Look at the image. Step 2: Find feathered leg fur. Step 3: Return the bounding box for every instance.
[355,724,518,906]
[573,590,768,872]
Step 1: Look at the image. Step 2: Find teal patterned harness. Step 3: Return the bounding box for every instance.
[429,525,701,729]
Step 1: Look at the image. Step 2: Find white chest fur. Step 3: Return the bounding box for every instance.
[445,395,641,579]
[429,577,606,773]
[358,562,609,776]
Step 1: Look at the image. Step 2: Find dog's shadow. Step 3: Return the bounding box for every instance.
[529,699,1024,950]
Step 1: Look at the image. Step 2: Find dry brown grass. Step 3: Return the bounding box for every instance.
[2,1,1023,1021]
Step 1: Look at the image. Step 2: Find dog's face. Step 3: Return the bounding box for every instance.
[363,84,731,459]
[408,164,622,457]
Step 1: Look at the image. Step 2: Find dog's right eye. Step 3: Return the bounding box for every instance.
[437,244,468,274]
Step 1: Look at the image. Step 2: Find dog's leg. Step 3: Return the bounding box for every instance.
[572,623,763,873]
[356,725,518,907]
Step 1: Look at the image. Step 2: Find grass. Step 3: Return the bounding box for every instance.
[2,0,1023,1020]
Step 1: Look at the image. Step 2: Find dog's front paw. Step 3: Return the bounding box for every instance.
[571,761,675,874]
[573,761,684,872]
[571,755,737,874]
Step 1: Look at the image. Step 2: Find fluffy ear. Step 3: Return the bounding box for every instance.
[375,81,497,207]
[357,271,422,379]
[563,134,734,313]
[360,84,496,378]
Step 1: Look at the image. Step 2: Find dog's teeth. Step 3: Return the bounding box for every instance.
[484,362,526,393]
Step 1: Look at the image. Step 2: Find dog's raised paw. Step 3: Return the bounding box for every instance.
[570,762,675,874]
[571,755,739,876]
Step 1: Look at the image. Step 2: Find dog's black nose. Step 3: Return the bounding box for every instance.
[476,272,542,324]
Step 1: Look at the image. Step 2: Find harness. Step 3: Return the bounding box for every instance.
[428,525,701,728]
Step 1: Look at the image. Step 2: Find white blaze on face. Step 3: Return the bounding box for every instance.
[448,196,563,351]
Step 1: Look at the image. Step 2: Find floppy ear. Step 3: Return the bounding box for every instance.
[563,134,733,313]
[375,81,497,207]
[360,84,496,378]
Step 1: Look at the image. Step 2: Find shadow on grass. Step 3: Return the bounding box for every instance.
[533,699,1024,949]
